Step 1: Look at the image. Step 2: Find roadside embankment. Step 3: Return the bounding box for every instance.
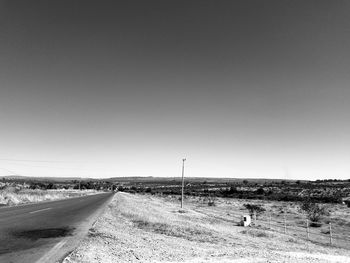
[63,193,350,263]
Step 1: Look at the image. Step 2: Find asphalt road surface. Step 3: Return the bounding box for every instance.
[0,192,114,263]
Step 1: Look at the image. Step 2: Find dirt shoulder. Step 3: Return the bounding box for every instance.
[63,193,350,263]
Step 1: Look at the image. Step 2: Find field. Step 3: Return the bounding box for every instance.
[172,195,350,249]
[63,192,350,263]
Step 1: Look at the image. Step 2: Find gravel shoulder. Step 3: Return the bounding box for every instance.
[63,193,350,263]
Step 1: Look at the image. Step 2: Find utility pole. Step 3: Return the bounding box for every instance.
[181,158,186,209]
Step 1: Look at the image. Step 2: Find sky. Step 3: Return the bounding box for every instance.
[0,0,350,180]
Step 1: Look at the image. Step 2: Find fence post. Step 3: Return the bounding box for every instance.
[283,211,287,234]
[269,214,271,229]
[306,219,309,240]
[253,211,257,226]
[329,222,332,245]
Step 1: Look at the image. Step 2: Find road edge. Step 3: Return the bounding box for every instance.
[33,192,115,263]
[58,192,115,263]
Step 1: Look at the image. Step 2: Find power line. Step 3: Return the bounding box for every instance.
[0,158,87,163]
[0,167,24,177]
[0,162,98,170]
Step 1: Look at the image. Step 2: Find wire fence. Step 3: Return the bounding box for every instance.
[247,213,350,250]
[193,205,349,250]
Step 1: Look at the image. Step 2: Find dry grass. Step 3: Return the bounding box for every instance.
[240,229,274,238]
[114,193,221,243]
[0,187,95,206]
[64,192,350,263]
[115,193,350,253]
[164,195,350,249]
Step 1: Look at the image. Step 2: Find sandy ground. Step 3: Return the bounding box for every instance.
[63,193,350,263]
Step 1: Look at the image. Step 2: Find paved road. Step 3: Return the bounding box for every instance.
[0,192,114,263]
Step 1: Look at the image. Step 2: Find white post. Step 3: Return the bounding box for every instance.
[269,214,271,229]
[284,210,287,234]
[306,219,309,240]
[181,158,186,209]
[329,222,333,245]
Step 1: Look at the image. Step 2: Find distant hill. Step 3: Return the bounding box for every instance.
[0,175,306,184]
[0,175,96,182]
[107,176,302,184]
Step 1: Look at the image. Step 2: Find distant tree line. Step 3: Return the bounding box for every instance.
[27,180,114,191]
[119,183,345,204]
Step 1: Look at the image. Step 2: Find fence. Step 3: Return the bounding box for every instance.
[247,212,350,250]
[192,198,350,250]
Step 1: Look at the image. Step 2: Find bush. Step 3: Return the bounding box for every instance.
[309,221,322,228]
[243,203,266,217]
[299,199,328,223]
[208,201,215,206]
[118,186,125,192]
[206,193,216,206]
[256,188,265,195]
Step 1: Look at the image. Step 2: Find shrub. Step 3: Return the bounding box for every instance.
[117,186,125,192]
[299,199,328,223]
[309,222,322,227]
[206,194,216,206]
[344,200,350,208]
[208,199,215,206]
[256,188,265,195]
[243,203,265,217]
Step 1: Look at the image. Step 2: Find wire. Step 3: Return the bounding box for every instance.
[0,158,89,163]
[0,167,24,176]
[255,218,350,246]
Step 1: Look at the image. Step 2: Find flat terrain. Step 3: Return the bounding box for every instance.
[64,193,350,263]
[0,192,114,263]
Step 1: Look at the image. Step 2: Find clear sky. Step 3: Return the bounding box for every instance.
[0,1,349,180]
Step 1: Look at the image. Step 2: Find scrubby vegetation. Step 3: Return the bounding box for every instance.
[243,203,266,217]
[65,192,350,263]
[0,176,108,206]
[0,176,115,192]
[113,177,350,204]
[0,187,93,206]
[299,198,329,225]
